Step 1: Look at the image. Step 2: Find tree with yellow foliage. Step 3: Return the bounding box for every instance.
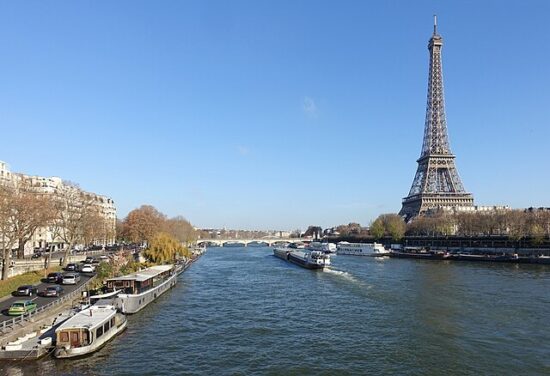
[143,232,190,264]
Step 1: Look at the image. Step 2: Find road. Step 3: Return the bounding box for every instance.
[0,272,94,324]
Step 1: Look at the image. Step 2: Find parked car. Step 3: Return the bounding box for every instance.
[47,272,64,283]
[65,263,77,271]
[31,252,42,259]
[13,285,38,297]
[43,285,64,297]
[62,273,81,285]
[80,264,95,273]
[99,255,109,261]
[8,300,37,316]
[85,256,95,264]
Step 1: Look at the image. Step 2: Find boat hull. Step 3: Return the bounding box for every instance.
[273,248,329,269]
[389,251,449,260]
[273,248,290,261]
[288,253,325,269]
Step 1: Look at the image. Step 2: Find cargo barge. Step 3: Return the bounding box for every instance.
[273,248,330,269]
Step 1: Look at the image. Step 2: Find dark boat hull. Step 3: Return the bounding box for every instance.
[288,253,325,269]
[389,251,448,260]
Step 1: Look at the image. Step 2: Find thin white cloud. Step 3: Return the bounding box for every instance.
[302,96,318,118]
[237,145,249,156]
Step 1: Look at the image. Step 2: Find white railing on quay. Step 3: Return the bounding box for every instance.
[0,276,96,336]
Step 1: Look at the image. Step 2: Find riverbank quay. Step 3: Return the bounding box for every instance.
[0,307,80,360]
[328,235,550,256]
[389,250,550,265]
[0,254,91,281]
[0,277,94,360]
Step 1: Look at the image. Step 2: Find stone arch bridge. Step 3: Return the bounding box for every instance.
[197,238,304,247]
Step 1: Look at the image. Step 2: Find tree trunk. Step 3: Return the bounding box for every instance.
[46,246,51,269]
[2,248,10,280]
[62,243,73,267]
[17,238,25,259]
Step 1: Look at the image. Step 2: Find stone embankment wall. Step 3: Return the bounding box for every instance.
[5,255,88,278]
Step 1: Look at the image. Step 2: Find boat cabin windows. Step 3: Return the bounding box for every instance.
[57,329,91,348]
[71,332,79,347]
[107,280,136,294]
[106,266,174,295]
[60,331,69,343]
[82,330,89,344]
[97,326,104,338]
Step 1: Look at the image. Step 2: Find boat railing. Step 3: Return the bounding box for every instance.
[0,275,96,336]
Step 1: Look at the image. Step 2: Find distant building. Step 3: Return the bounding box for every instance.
[436,205,511,214]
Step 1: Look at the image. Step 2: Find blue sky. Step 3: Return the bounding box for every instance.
[1,1,549,230]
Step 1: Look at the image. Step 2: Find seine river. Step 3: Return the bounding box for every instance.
[2,247,549,375]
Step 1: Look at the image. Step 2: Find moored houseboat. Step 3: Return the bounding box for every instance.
[106,265,178,314]
[54,304,127,358]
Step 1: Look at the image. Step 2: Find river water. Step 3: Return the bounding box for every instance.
[2,246,549,375]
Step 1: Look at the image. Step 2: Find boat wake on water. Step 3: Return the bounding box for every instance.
[322,267,368,288]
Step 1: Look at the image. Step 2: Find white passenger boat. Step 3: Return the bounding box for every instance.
[336,241,389,256]
[54,304,127,358]
[273,248,331,269]
[106,265,178,314]
[307,241,337,254]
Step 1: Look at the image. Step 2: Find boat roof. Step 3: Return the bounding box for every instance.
[106,264,173,282]
[56,305,116,331]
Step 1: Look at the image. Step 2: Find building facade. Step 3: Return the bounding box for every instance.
[0,160,116,255]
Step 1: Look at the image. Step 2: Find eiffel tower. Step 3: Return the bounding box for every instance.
[400,16,474,220]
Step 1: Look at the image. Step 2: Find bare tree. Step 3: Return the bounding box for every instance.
[81,206,111,248]
[10,179,54,258]
[165,216,196,245]
[52,185,96,266]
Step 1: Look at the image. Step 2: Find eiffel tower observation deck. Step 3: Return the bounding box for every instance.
[400,16,474,220]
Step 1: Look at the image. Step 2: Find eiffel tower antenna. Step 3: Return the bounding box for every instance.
[399,18,474,220]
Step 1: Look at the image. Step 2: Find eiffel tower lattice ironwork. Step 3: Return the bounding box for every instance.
[399,16,474,220]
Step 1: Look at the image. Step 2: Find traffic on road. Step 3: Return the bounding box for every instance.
[0,268,94,324]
